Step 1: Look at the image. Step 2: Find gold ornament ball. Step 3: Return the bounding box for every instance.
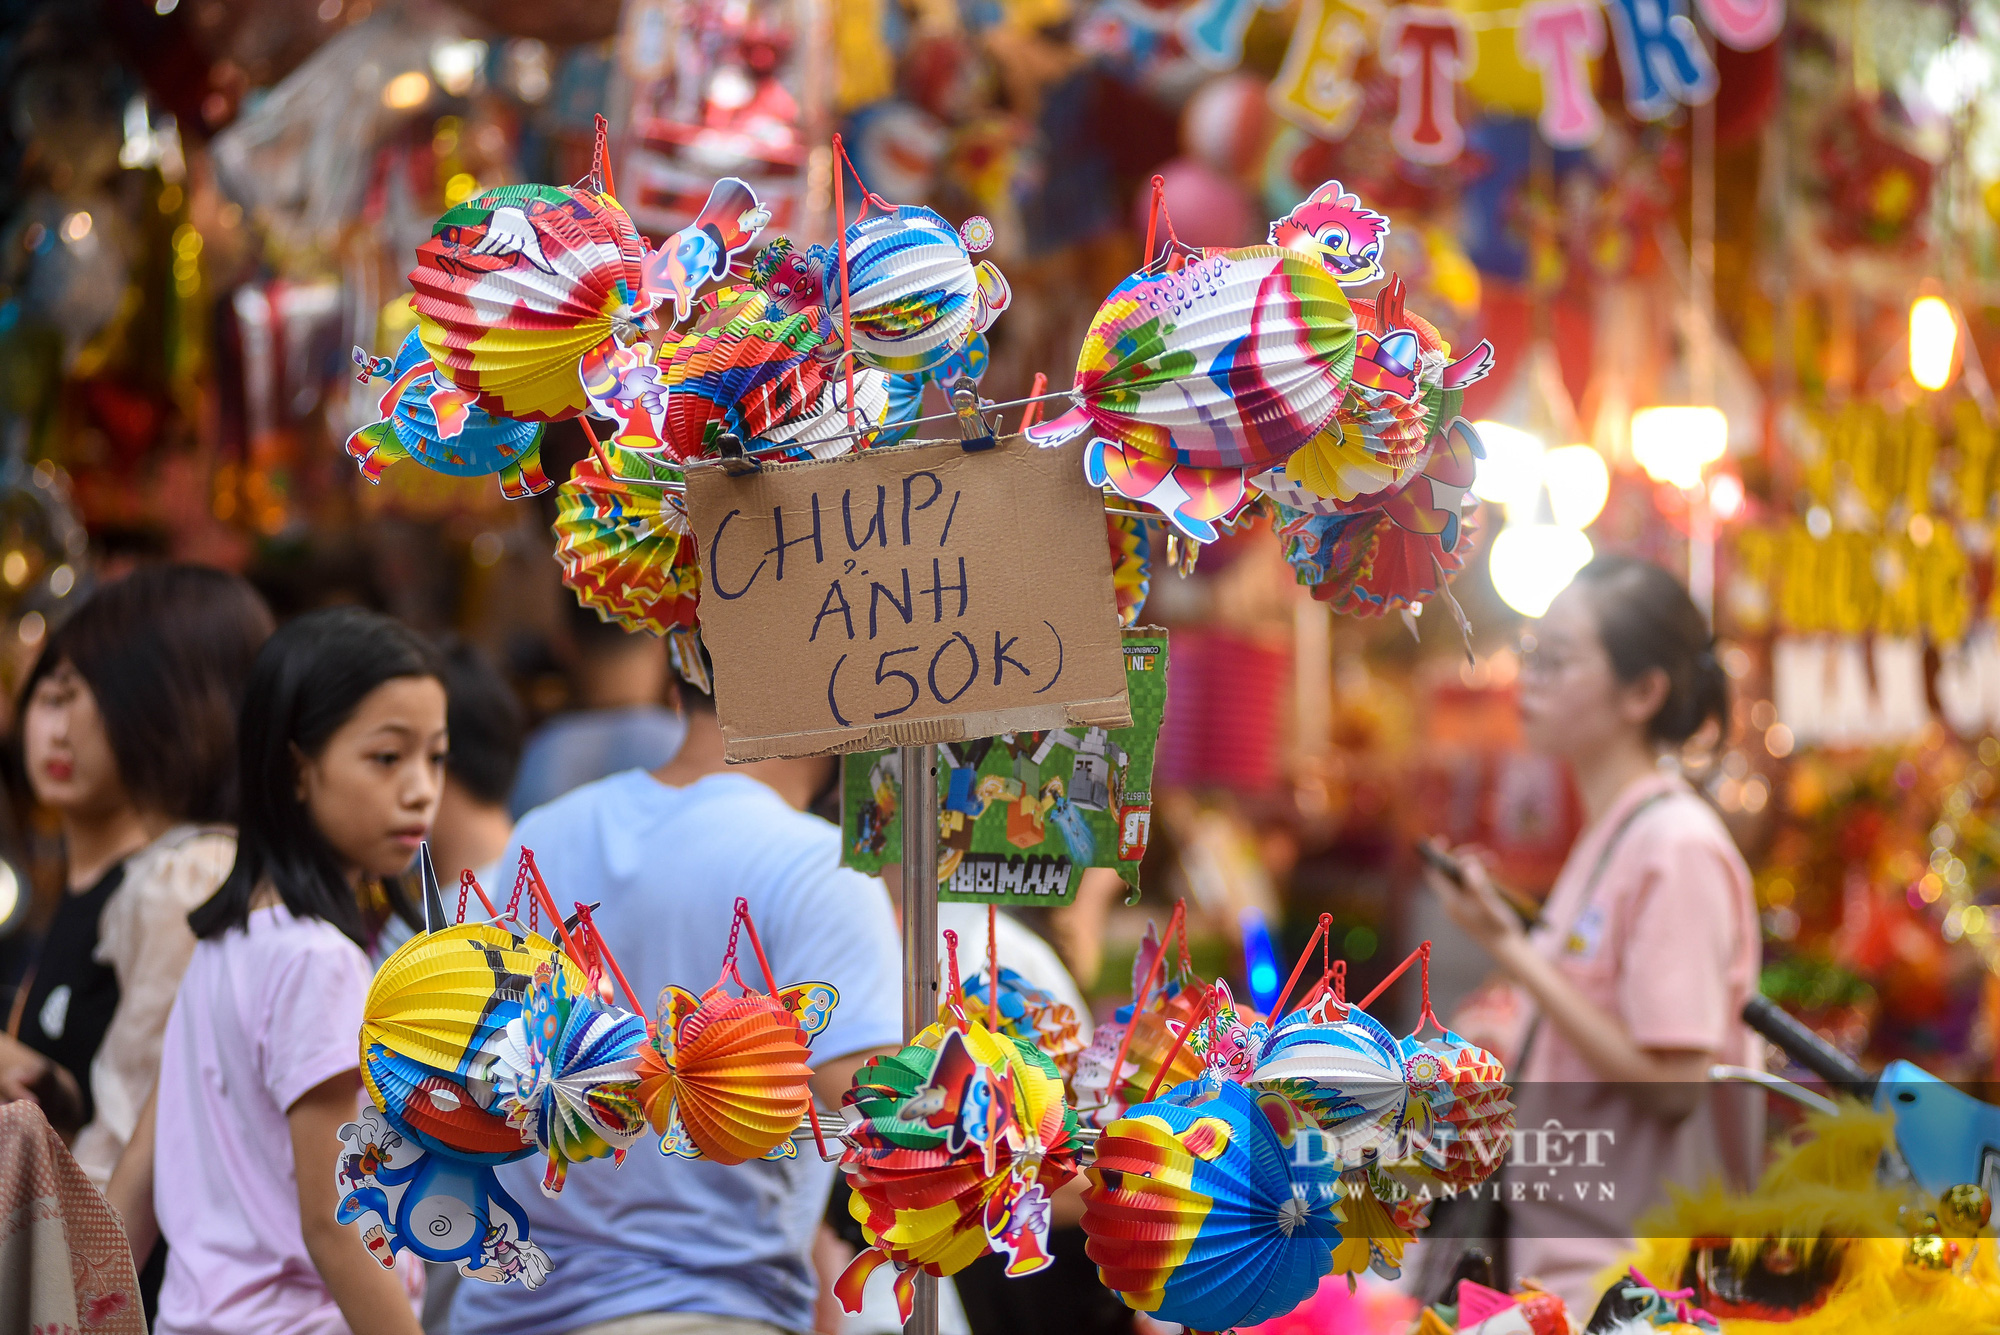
[1907,1233,1955,1269]
[1941,1183,1992,1235]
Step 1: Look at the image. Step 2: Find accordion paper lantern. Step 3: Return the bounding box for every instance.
[410,182,653,423]
[1083,1079,1343,1332]
[837,1010,1080,1322]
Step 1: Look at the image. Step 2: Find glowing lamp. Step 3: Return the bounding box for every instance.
[1630,406,1727,491]
[1540,445,1610,530]
[1489,525,1593,618]
[382,71,433,110]
[1910,296,1958,391]
[1470,421,1546,513]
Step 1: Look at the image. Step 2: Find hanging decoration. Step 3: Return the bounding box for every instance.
[1517,0,1608,148]
[639,897,838,1165]
[1379,8,1476,166]
[1082,1079,1344,1331]
[835,932,1081,1323]
[339,848,652,1286]
[1269,0,1370,139]
[1026,243,1357,542]
[345,330,551,499]
[553,440,705,655]
[1602,0,1718,119]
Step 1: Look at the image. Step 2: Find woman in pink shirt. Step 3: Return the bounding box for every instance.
[107,608,446,1335]
[1424,555,1762,1314]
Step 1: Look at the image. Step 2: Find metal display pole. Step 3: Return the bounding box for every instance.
[897,742,941,1335]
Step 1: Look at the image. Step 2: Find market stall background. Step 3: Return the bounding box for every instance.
[5,0,2000,1104]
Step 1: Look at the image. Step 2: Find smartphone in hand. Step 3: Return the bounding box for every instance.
[1416,837,1468,886]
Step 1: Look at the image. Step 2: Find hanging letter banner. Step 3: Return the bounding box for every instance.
[686,434,1132,761]
[1380,7,1476,165]
[1603,0,1718,119]
[1270,0,1371,139]
[1694,0,1784,50]
[1517,0,1605,148]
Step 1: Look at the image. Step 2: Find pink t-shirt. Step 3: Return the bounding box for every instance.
[152,905,401,1335]
[1499,771,1763,1310]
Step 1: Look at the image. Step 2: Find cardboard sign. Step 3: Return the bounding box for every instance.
[685,435,1131,760]
[842,629,1169,903]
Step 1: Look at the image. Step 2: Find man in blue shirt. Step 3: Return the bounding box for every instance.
[454,682,903,1335]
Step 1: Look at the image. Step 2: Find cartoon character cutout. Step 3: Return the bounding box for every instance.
[642,178,773,325]
[983,1166,1056,1277]
[1270,180,1391,287]
[895,1028,1020,1175]
[336,1106,552,1288]
[754,238,835,316]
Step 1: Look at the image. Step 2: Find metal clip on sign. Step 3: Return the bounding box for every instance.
[715,432,762,476]
[949,378,997,453]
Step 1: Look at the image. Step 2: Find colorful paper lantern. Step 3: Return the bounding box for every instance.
[962,966,1088,1080]
[838,206,1009,374]
[638,898,839,1165]
[553,442,703,641]
[491,959,650,1195]
[1393,1027,1516,1191]
[1083,1079,1343,1331]
[1028,245,1355,474]
[409,182,654,423]
[345,330,551,498]
[837,938,1080,1325]
[1248,994,1413,1169]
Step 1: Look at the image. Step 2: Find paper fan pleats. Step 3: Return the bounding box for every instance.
[840,206,987,375]
[638,987,814,1165]
[1083,1080,1342,1331]
[492,961,649,1195]
[1394,1028,1515,1191]
[411,183,653,422]
[361,922,582,1086]
[1029,246,1355,474]
[554,444,701,637]
[837,1017,1081,1319]
[653,296,838,460]
[1106,511,1153,628]
[1248,998,1410,1169]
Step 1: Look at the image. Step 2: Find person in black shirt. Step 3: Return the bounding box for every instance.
[0,566,272,1134]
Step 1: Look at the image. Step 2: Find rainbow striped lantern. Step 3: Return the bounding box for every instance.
[410,182,653,423]
[838,206,1010,375]
[1026,246,1356,543]
[345,328,551,498]
[1392,1026,1515,1193]
[1082,1078,1343,1331]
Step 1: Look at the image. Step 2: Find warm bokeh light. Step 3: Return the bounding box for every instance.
[1630,406,1728,490]
[1489,525,1593,618]
[1541,445,1610,530]
[1470,420,1545,513]
[1910,296,1958,391]
[382,71,433,110]
[1708,471,1746,521]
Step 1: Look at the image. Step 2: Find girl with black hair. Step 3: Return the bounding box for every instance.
[1421,554,1761,1312]
[107,607,442,1335]
[0,565,272,1189]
